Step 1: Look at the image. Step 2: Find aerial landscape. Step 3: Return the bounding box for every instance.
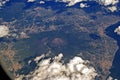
[0,0,120,80]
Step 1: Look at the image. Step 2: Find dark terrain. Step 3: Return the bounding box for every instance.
[0,1,120,80]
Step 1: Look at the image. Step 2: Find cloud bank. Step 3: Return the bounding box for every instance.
[15,53,97,80]
[0,25,9,38]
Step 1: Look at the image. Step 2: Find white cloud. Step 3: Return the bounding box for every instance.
[60,0,86,6]
[58,0,119,6]
[107,76,118,80]
[108,6,117,12]
[39,1,45,4]
[15,53,97,80]
[57,0,119,11]
[0,25,9,37]
[0,0,10,6]
[114,26,120,35]
[27,0,36,2]
[80,3,89,8]
[98,0,119,6]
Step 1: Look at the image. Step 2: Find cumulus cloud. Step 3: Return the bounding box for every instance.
[80,3,89,8]
[97,0,119,12]
[58,0,119,6]
[114,26,120,35]
[15,53,97,80]
[39,1,45,4]
[0,25,9,38]
[107,76,118,80]
[0,0,10,6]
[98,0,119,6]
[57,0,119,11]
[58,0,86,6]
[108,6,117,12]
[27,0,36,2]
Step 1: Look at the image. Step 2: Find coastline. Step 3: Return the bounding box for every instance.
[105,21,120,79]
